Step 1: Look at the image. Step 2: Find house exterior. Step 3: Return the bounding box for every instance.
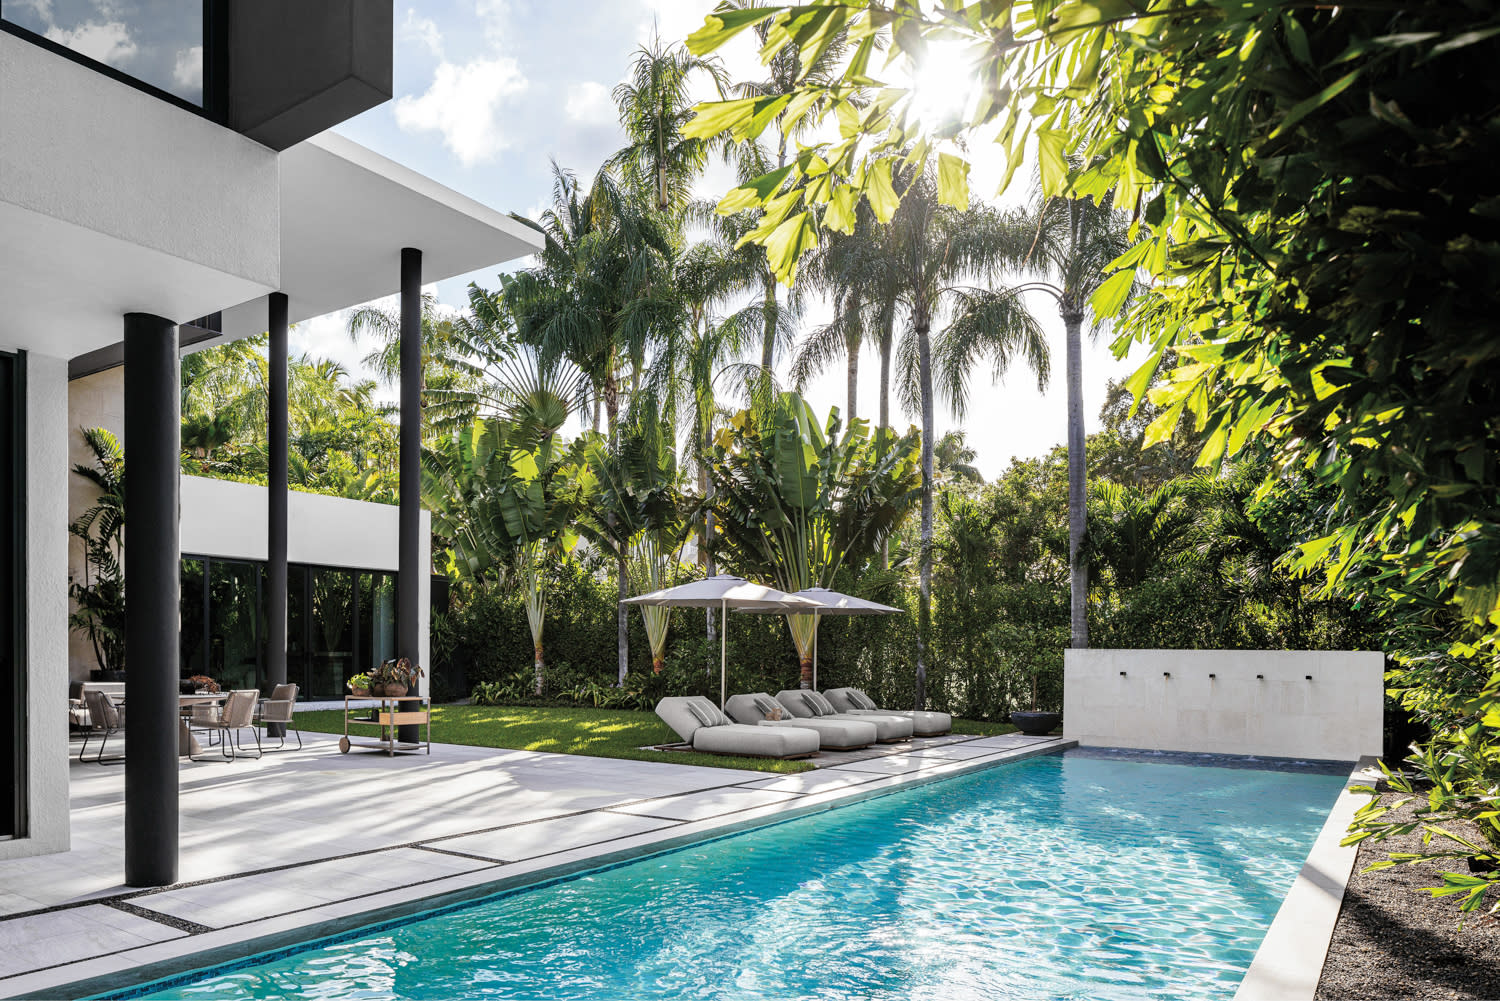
[0,2,541,882]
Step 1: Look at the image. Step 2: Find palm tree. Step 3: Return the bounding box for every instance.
[880,169,1047,708]
[505,164,678,439]
[609,35,728,217]
[981,188,1136,650]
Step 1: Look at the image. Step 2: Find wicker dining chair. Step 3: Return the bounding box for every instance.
[257,683,302,750]
[79,690,125,764]
[187,689,262,761]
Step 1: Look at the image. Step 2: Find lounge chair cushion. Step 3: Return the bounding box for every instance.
[725,694,876,749]
[824,688,953,736]
[776,690,914,741]
[692,721,819,758]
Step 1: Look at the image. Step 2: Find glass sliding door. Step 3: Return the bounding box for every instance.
[206,560,260,693]
[309,568,354,699]
[179,558,206,677]
[360,571,397,675]
[0,352,21,839]
[179,558,400,701]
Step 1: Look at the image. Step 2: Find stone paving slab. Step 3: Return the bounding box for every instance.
[0,904,186,979]
[608,786,800,822]
[430,810,681,863]
[131,849,498,929]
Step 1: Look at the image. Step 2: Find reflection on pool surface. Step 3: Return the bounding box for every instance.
[134,751,1344,1001]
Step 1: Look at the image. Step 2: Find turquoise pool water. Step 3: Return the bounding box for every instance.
[134,751,1344,1001]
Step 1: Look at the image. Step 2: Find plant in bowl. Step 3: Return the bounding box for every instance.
[187,675,220,694]
[347,672,371,697]
[1010,671,1062,736]
[377,657,422,698]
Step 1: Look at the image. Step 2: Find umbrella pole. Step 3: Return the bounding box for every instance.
[720,598,727,709]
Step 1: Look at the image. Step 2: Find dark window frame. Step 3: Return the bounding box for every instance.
[0,0,227,123]
[180,555,403,700]
[1,351,27,839]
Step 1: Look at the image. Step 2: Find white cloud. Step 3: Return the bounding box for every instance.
[399,8,443,58]
[636,0,716,45]
[393,57,528,166]
[172,45,202,90]
[564,81,615,126]
[14,0,52,20]
[476,0,512,46]
[45,20,135,67]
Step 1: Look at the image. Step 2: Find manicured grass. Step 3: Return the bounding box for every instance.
[294,705,1018,774]
[293,705,816,774]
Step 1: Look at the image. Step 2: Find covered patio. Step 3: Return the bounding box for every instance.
[0,730,1068,998]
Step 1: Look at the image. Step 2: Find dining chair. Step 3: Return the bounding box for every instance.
[188,689,262,761]
[257,683,302,750]
[79,690,125,764]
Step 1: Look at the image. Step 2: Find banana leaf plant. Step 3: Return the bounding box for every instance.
[423,418,582,695]
[705,392,921,686]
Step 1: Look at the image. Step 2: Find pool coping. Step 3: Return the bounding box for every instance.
[1234,755,1382,1001]
[3,737,1073,1000]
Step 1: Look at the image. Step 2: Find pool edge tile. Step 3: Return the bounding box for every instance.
[1232,755,1378,1001]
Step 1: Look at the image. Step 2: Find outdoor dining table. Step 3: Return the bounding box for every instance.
[177,693,224,757]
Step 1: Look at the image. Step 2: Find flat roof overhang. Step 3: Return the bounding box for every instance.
[61,132,543,375]
[210,132,542,348]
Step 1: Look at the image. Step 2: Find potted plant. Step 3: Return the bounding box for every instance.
[377,657,422,698]
[347,673,371,697]
[1010,671,1062,736]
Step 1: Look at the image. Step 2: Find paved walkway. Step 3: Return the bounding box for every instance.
[0,730,1069,998]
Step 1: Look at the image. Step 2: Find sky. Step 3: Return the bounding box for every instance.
[290,0,1145,482]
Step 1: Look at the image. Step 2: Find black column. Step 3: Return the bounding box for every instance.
[265,294,289,735]
[123,313,180,888]
[397,248,422,742]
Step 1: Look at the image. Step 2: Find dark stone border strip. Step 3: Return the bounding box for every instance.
[104,901,212,936]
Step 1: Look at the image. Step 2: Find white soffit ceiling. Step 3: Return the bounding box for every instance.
[214,131,542,344]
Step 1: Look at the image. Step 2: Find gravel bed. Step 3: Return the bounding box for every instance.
[1316,790,1500,999]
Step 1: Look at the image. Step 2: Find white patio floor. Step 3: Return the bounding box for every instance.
[0,728,1069,998]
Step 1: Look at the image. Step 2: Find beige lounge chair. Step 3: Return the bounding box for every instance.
[824,687,953,736]
[725,693,877,750]
[656,696,820,760]
[775,689,914,742]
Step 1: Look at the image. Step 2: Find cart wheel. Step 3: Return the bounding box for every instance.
[339,737,351,754]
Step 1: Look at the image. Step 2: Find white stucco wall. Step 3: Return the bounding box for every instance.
[179,475,431,688]
[1063,649,1385,761]
[0,36,279,358]
[0,352,70,861]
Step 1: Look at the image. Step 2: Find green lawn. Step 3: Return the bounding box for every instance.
[294,705,1017,775]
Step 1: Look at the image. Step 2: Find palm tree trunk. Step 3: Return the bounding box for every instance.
[878,311,893,429]
[760,280,777,404]
[878,310,894,570]
[533,643,545,696]
[846,345,859,422]
[1064,309,1089,649]
[915,316,934,711]
[617,549,630,684]
[699,451,718,649]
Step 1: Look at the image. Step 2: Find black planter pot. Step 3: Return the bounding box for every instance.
[1010,711,1062,736]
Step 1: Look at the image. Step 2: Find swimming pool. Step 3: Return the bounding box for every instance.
[130,750,1345,1000]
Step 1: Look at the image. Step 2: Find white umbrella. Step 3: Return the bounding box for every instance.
[622,574,819,707]
[740,586,904,690]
